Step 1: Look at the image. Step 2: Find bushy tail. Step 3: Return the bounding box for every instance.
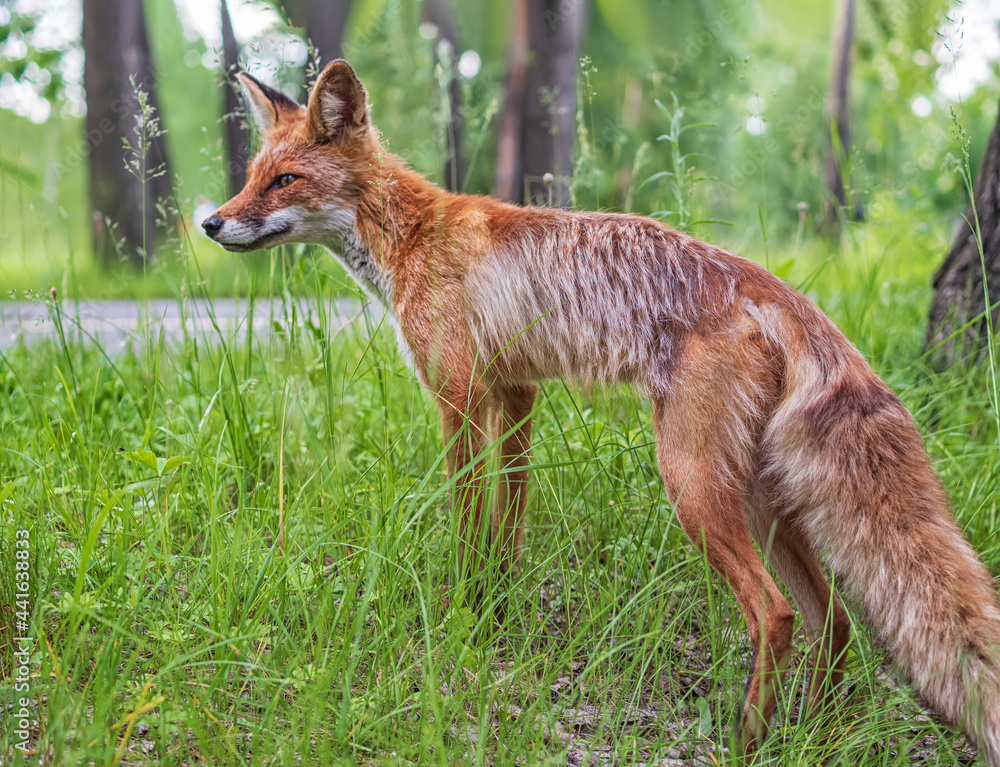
[759,300,1000,764]
[805,448,1000,764]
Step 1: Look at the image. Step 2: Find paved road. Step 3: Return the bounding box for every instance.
[0,298,367,351]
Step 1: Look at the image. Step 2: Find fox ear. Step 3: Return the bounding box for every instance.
[307,60,369,143]
[234,70,300,136]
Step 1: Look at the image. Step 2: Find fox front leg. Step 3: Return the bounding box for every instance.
[436,377,498,615]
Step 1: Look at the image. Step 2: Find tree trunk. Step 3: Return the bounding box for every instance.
[221,0,247,197]
[495,0,584,207]
[423,0,464,191]
[926,94,1000,367]
[307,0,353,80]
[82,0,173,266]
[277,0,351,82]
[822,0,856,230]
[495,0,529,202]
[523,0,583,207]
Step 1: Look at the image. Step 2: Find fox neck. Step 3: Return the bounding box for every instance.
[333,153,445,305]
[354,153,444,257]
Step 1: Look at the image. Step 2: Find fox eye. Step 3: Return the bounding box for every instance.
[273,174,298,189]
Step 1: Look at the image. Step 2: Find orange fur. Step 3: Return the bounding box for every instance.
[204,61,1000,762]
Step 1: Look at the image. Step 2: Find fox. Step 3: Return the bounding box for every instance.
[203,59,1000,762]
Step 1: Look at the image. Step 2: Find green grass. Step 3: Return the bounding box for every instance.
[1,219,998,766]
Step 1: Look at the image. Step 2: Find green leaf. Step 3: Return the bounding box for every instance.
[123,478,160,494]
[443,606,476,638]
[126,449,158,472]
[162,456,191,474]
[635,170,672,193]
[690,219,733,227]
[696,696,713,736]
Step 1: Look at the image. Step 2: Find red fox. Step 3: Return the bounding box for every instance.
[204,60,1000,761]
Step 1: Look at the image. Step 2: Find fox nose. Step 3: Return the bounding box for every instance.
[202,215,224,237]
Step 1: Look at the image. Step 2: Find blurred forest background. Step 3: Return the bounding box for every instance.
[2,0,1000,352]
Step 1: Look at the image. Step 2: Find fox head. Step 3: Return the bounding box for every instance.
[202,60,379,252]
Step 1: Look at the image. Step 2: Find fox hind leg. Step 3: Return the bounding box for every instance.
[492,383,537,574]
[652,401,794,754]
[746,500,850,724]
